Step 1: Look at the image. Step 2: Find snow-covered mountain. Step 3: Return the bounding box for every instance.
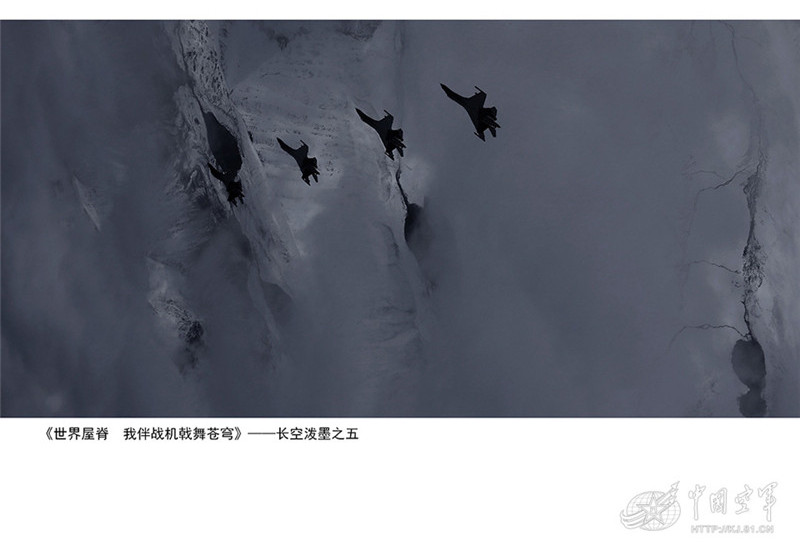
[2,20,798,416]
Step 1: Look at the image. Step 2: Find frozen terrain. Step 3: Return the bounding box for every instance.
[2,20,798,416]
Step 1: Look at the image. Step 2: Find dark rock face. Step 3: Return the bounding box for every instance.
[184,320,204,346]
[203,111,242,174]
[731,339,767,417]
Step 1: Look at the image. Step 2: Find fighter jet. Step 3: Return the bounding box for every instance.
[207,162,244,207]
[355,108,405,160]
[440,84,500,141]
[276,138,320,185]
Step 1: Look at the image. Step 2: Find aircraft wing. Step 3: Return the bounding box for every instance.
[441,83,467,106]
[357,108,393,141]
[442,84,487,123]
[278,137,307,166]
[276,137,294,155]
[356,108,378,129]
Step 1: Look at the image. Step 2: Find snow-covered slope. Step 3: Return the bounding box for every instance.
[215,21,427,414]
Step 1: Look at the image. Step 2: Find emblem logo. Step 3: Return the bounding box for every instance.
[620,482,681,531]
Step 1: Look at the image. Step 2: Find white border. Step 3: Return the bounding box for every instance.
[1,418,798,543]
[1,1,800,20]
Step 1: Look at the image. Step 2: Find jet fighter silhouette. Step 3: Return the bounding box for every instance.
[440,83,500,141]
[207,162,244,207]
[276,137,320,185]
[355,108,405,159]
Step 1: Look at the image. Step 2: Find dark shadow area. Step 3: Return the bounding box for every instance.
[404,203,431,262]
[396,176,433,275]
[396,175,448,290]
[203,111,242,174]
[404,199,450,292]
[731,338,767,417]
[203,111,244,206]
